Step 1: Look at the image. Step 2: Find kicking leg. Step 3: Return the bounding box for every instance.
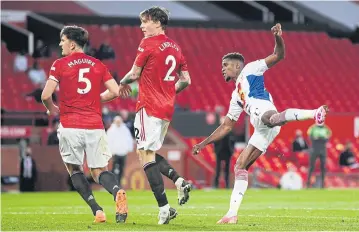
[91,167,128,223]
[65,163,105,223]
[262,105,329,128]
[155,153,192,205]
[217,145,262,224]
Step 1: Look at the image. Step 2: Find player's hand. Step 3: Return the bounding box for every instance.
[119,84,132,98]
[271,23,282,36]
[192,143,205,155]
[46,105,59,116]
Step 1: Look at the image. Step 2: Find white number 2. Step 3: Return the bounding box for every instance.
[77,68,91,94]
[164,55,176,81]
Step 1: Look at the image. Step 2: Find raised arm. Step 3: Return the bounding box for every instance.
[264,23,285,68]
[175,70,191,94]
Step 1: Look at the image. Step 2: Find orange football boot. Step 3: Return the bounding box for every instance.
[115,189,128,223]
[93,210,106,223]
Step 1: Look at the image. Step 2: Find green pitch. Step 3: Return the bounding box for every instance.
[2,189,358,231]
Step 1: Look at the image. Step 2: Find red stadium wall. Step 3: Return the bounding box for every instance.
[1,145,186,191]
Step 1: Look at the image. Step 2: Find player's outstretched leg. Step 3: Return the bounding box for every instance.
[217,145,262,224]
[92,169,128,223]
[67,165,105,223]
[262,105,329,127]
[155,153,192,205]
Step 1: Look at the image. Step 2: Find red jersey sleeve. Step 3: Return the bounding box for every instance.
[49,59,62,82]
[179,54,188,72]
[100,62,113,83]
[134,39,151,67]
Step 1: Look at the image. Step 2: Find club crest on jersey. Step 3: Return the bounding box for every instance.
[237,87,245,102]
[237,84,246,108]
[138,47,144,52]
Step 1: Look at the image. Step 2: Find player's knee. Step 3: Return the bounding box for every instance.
[267,116,278,127]
[138,150,155,167]
[155,153,164,162]
[234,159,246,171]
[66,163,83,175]
[71,170,83,176]
[90,168,107,183]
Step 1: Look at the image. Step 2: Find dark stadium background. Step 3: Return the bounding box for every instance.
[1,1,359,192]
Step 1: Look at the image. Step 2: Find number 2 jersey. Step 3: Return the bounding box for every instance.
[134,34,188,121]
[49,52,113,129]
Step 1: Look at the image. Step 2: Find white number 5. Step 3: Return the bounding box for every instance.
[77,68,91,94]
[164,55,176,81]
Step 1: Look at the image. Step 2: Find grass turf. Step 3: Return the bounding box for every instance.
[1,189,359,231]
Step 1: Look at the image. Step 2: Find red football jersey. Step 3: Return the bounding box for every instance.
[134,34,188,121]
[49,52,112,129]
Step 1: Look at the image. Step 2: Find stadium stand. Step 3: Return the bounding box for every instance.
[2,25,359,113]
[2,24,358,188]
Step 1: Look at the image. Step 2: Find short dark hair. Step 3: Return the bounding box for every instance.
[60,25,89,48]
[140,6,170,30]
[222,52,245,64]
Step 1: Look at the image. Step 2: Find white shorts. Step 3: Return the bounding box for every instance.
[134,108,170,151]
[246,98,281,153]
[57,123,112,168]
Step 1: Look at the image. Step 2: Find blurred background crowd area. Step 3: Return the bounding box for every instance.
[1,1,359,192]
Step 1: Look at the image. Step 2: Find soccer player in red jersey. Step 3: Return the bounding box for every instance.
[118,7,192,224]
[41,25,130,223]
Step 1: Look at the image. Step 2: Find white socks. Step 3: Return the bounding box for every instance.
[159,203,170,212]
[226,169,248,217]
[284,109,316,121]
[227,179,248,217]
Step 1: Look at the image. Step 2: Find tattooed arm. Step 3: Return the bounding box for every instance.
[175,70,191,94]
[120,65,143,85]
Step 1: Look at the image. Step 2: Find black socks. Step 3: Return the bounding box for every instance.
[144,162,168,207]
[71,172,102,215]
[155,153,181,183]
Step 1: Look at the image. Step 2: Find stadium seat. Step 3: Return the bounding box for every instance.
[2,26,359,112]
